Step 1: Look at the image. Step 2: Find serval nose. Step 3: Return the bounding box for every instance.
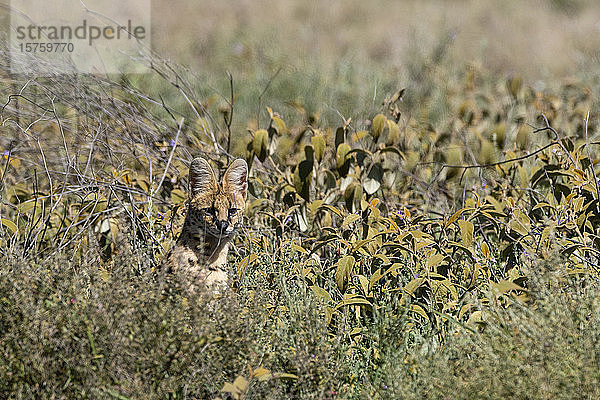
[215,219,229,232]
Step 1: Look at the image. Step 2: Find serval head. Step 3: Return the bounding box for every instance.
[185,157,248,240]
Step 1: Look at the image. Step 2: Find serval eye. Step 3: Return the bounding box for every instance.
[228,208,238,216]
[202,207,215,215]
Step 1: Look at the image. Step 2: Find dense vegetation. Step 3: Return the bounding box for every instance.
[2,3,600,397]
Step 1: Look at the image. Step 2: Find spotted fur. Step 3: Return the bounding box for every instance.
[165,158,248,289]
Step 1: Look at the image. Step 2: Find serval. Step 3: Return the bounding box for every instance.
[164,157,248,290]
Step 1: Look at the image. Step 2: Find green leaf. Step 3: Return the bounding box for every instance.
[102,388,131,400]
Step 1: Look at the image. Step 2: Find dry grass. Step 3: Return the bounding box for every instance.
[152,0,600,79]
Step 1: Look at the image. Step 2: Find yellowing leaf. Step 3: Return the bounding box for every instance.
[253,367,271,381]
[358,274,369,296]
[491,280,527,295]
[385,263,403,276]
[458,219,474,247]
[310,286,332,304]
[402,277,425,297]
[0,218,17,234]
[291,244,308,254]
[466,310,483,326]
[458,303,474,320]
[272,372,298,380]
[237,254,258,281]
[272,116,287,134]
[98,267,110,283]
[509,218,529,237]
[363,178,380,195]
[335,296,372,309]
[342,213,361,229]
[336,255,355,291]
[170,189,186,204]
[481,242,490,258]
[427,253,445,268]
[410,304,429,321]
[371,114,386,140]
[336,143,351,169]
[369,268,384,292]
[233,376,249,393]
[445,208,466,228]
[253,129,269,160]
[311,135,326,162]
[386,119,400,145]
[352,130,369,141]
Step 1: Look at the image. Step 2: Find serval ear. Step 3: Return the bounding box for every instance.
[189,158,218,197]
[222,158,248,200]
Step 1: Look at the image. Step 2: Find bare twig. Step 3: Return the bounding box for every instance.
[536,114,576,168]
[257,66,282,129]
[153,118,184,198]
[583,111,600,213]
[225,71,234,161]
[420,141,558,174]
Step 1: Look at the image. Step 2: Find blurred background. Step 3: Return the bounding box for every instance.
[148,0,600,138]
[151,0,600,77]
